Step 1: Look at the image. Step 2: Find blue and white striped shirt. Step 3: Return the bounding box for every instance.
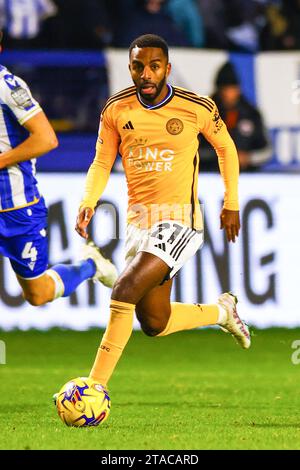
[0,64,42,211]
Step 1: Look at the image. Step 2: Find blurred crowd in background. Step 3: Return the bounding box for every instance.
[0,0,300,52]
[1,0,298,172]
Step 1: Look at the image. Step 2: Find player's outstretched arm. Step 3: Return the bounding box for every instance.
[76,104,119,239]
[75,207,94,239]
[220,208,240,243]
[0,111,58,169]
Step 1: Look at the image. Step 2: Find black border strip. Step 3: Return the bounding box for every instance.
[174,92,212,112]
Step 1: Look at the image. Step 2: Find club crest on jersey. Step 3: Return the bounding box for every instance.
[11,86,34,110]
[166,118,184,135]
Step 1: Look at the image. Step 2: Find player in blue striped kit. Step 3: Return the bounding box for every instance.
[0,31,117,306]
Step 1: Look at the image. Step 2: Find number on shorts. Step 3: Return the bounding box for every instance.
[151,222,183,244]
[151,222,170,240]
[166,223,183,244]
[21,242,38,262]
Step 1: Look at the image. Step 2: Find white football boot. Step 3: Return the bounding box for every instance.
[81,241,118,288]
[217,292,251,349]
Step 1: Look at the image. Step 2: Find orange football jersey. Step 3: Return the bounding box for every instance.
[81,85,239,229]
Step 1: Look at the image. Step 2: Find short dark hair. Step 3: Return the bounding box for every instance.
[129,34,169,60]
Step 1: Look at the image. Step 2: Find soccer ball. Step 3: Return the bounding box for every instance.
[55,377,111,427]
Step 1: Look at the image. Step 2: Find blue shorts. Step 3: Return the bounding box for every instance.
[0,198,49,279]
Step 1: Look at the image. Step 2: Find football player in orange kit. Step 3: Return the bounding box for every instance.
[76,34,251,388]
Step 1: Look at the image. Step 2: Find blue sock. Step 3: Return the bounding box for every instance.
[51,259,96,297]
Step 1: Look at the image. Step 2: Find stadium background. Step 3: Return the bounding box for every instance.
[0,46,299,329]
[1,0,300,451]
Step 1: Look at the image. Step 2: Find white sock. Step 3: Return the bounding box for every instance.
[217,305,227,325]
[45,269,65,299]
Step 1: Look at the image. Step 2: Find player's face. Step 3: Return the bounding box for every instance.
[219,85,241,108]
[129,47,171,105]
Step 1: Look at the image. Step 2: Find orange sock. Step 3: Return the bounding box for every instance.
[157,302,220,337]
[89,300,135,386]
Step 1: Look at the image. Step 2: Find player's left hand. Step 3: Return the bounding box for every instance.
[220,208,240,243]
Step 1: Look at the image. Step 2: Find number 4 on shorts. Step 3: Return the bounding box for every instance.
[22,242,38,263]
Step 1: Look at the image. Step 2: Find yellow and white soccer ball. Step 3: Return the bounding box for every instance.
[55,377,111,427]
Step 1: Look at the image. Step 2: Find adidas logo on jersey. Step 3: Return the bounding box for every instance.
[123,121,134,130]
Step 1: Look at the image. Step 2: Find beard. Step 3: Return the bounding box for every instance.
[136,76,167,103]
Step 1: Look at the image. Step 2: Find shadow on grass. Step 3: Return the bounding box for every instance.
[249,423,300,429]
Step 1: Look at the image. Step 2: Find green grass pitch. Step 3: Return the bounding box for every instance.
[0,327,300,450]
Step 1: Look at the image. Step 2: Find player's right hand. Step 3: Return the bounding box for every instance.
[75,207,94,239]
